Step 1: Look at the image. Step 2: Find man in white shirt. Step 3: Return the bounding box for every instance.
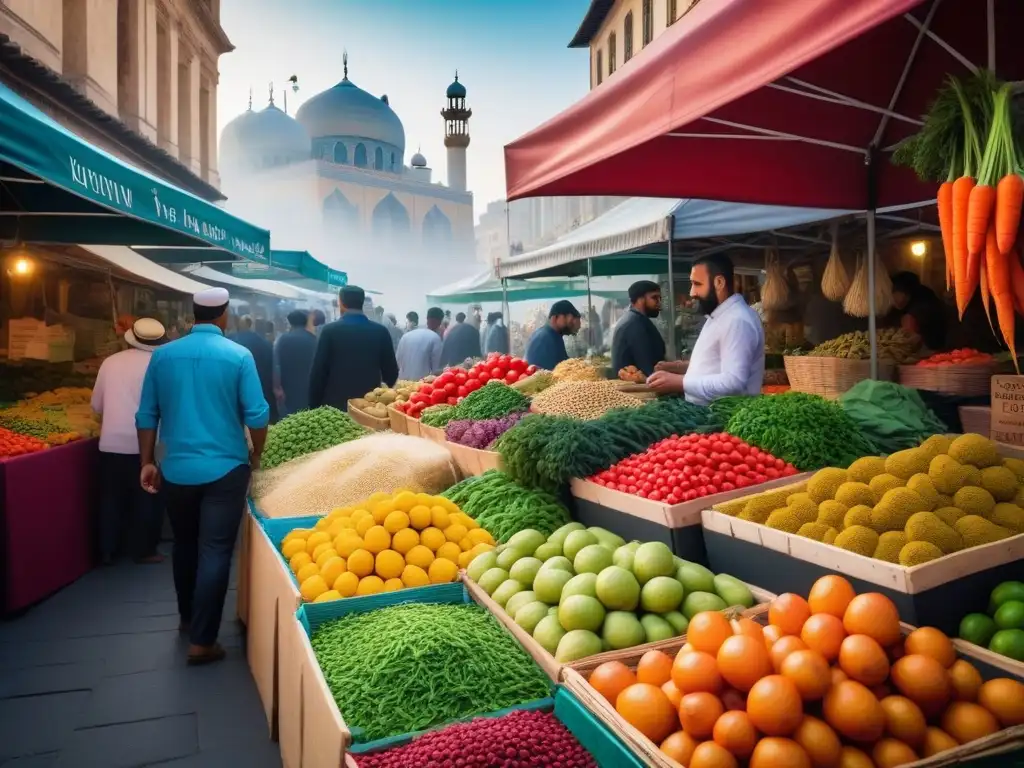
[91,318,168,565]
[396,306,444,380]
[648,254,764,405]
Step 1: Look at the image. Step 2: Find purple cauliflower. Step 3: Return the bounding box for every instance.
[446,411,525,450]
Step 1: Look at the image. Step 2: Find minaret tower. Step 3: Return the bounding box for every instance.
[441,71,471,192]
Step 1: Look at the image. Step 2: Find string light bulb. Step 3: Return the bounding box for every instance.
[910,240,927,257]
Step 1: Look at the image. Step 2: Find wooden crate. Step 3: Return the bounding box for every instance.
[347,403,391,431]
[445,440,504,477]
[386,406,408,435]
[419,423,447,444]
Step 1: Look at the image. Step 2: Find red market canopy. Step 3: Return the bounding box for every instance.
[504,0,1024,210]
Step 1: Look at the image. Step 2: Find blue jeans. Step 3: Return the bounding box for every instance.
[164,464,250,647]
[98,451,163,561]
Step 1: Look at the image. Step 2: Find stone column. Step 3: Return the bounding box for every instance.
[62,0,118,116]
[205,77,220,188]
[142,0,159,139]
[117,0,156,141]
[156,17,179,157]
[177,40,201,174]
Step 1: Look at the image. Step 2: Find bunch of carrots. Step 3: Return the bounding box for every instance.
[895,73,1024,373]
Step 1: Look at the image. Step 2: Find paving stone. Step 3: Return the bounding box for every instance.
[0,753,59,767]
[0,661,105,699]
[53,714,198,768]
[0,691,90,761]
[0,637,107,672]
[75,669,197,728]
[150,742,281,768]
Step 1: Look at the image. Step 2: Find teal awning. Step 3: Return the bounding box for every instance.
[0,82,269,260]
[134,247,346,290]
[427,269,626,304]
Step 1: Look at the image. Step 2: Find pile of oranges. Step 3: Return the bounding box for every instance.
[586,575,1024,767]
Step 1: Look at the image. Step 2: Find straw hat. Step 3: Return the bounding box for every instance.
[125,318,168,352]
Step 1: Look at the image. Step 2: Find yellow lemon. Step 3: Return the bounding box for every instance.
[436,542,462,564]
[444,524,468,544]
[459,537,474,552]
[405,545,434,570]
[391,528,419,555]
[467,543,495,560]
[325,509,342,521]
[375,549,405,580]
[314,517,331,531]
[383,578,405,592]
[346,549,375,578]
[305,531,330,553]
[363,525,391,554]
[420,527,446,552]
[283,528,312,542]
[368,491,392,505]
[401,564,430,588]
[315,548,339,568]
[336,516,354,530]
[311,542,334,562]
[383,510,410,534]
[371,499,396,524]
[430,507,451,530]
[320,556,346,586]
[428,558,458,584]
[313,589,341,603]
[468,528,494,546]
[335,534,364,558]
[415,492,436,508]
[355,516,376,537]
[296,562,320,584]
[300,574,328,601]
[458,550,473,569]
[289,551,312,574]
[356,575,385,595]
[393,491,417,512]
[408,505,432,530]
[333,571,359,597]
[281,539,306,559]
[439,497,462,515]
[449,512,473,529]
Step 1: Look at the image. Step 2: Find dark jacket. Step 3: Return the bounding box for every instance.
[275,327,318,416]
[441,322,482,367]
[308,312,399,411]
[485,323,510,355]
[230,329,278,423]
[525,324,569,371]
[611,308,667,376]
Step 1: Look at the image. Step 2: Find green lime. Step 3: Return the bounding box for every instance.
[958,613,998,646]
[989,628,1024,662]
[993,600,1024,630]
[989,581,1024,613]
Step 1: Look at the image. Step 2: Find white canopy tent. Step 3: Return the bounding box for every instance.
[77,244,211,294]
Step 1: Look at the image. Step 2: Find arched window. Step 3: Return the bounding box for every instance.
[372,193,411,241]
[374,147,384,170]
[624,12,634,61]
[422,205,453,246]
[323,189,360,240]
[390,152,397,171]
[354,143,368,168]
[333,143,348,164]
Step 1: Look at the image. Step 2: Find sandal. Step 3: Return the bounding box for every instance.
[186,644,226,666]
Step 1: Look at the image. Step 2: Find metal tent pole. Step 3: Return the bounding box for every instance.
[666,216,678,360]
[867,209,878,379]
[586,258,594,352]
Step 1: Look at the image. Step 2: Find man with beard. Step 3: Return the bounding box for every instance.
[611,280,666,376]
[647,254,763,405]
[525,300,580,371]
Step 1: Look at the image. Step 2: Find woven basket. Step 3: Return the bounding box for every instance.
[347,403,391,432]
[898,363,996,397]
[784,355,896,399]
[959,406,992,438]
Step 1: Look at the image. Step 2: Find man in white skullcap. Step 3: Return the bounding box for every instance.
[136,286,270,665]
[92,318,168,565]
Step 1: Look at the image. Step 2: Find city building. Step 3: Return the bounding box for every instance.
[218,56,476,311]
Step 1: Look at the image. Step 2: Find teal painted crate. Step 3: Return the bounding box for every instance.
[259,513,324,588]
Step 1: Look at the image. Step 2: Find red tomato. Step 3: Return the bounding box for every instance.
[510,358,527,372]
[504,371,519,385]
[526,365,538,375]
[455,373,467,385]
[444,383,457,396]
[478,372,491,384]
[457,386,469,398]
[446,396,459,405]
[435,372,454,387]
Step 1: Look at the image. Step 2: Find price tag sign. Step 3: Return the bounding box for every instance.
[990,375,1024,446]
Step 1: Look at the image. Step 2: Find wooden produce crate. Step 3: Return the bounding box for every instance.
[418,422,447,444]
[784,355,896,399]
[701,503,1024,636]
[445,440,504,477]
[236,502,254,626]
[899,363,996,397]
[288,577,559,768]
[569,472,812,565]
[564,618,1024,768]
[466,575,774,684]
[347,403,391,431]
[386,405,409,435]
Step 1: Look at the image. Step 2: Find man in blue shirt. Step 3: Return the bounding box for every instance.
[525,300,581,371]
[136,287,270,665]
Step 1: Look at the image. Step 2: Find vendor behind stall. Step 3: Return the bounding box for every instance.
[891,271,946,351]
[611,280,667,377]
[648,254,764,404]
[525,300,581,370]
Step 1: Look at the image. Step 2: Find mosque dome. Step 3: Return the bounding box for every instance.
[220,101,311,170]
[295,66,406,152]
[410,151,427,168]
[446,75,466,99]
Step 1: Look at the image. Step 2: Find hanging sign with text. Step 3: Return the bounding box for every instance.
[990,375,1024,446]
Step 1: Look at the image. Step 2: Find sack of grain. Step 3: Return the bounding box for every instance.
[821,224,850,302]
[251,433,459,518]
[843,252,893,318]
[761,249,790,311]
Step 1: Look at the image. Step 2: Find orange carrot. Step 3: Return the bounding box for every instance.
[979,256,994,334]
[987,226,1019,372]
[953,175,977,318]
[937,181,954,291]
[1010,251,1024,315]
[967,183,996,258]
[996,173,1024,254]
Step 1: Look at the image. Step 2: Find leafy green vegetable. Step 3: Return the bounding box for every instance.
[262,406,367,469]
[838,380,948,454]
[442,470,570,542]
[422,381,530,428]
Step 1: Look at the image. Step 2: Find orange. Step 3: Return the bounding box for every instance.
[890,655,951,716]
[838,634,890,686]
[689,741,739,768]
[920,727,959,758]
[770,635,808,672]
[780,649,831,701]
[717,635,773,692]
[689,611,734,655]
[636,650,674,687]
[747,675,804,736]
[837,746,874,768]
[661,680,683,709]
[940,701,1000,744]
[872,738,919,768]
[879,695,927,748]
[679,691,724,738]
[589,661,636,705]
[842,593,901,648]
[904,626,956,668]
[615,683,678,744]
[823,680,885,743]
[763,624,785,649]
[712,710,758,759]
[976,678,1024,727]
[671,650,722,694]
[769,593,812,636]
[732,617,765,642]
[872,683,894,699]
[660,731,698,765]
[793,715,842,768]
[720,687,746,712]
[948,659,984,702]
[830,667,849,686]
[801,613,846,662]
[748,738,811,768]
[808,575,856,618]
